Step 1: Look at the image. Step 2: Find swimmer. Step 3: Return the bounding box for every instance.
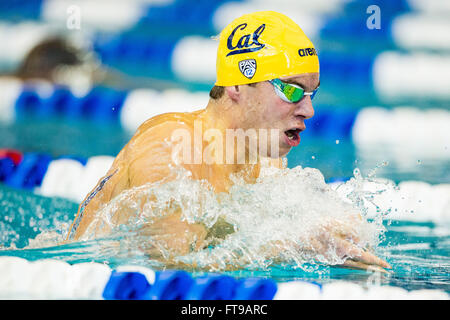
[66,11,391,272]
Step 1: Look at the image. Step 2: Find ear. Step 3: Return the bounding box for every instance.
[225,85,241,103]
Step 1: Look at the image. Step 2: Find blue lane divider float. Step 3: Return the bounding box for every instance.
[318,52,375,88]
[145,270,194,300]
[0,149,23,182]
[319,0,411,44]
[14,85,127,124]
[102,269,277,300]
[4,152,52,190]
[183,274,236,300]
[93,33,178,78]
[0,0,44,20]
[8,82,359,138]
[0,148,88,191]
[103,270,153,300]
[1,257,448,300]
[138,0,236,35]
[0,157,15,181]
[232,278,278,300]
[304,106,357,139]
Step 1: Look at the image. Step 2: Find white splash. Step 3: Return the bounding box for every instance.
[78,165,387,271]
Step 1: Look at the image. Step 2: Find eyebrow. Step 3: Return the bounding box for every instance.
[284,79,320,91]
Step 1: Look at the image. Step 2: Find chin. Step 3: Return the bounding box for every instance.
[278,147,292,157]
[265,145,291,158]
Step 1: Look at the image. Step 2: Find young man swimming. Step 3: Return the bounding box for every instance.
[66,11,390,272]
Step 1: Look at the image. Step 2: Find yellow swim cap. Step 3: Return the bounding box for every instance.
[215,11,319,86]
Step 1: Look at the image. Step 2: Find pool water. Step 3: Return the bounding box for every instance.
[1,173,448,293]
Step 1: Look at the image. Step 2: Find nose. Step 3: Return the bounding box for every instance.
[293,95,314,119]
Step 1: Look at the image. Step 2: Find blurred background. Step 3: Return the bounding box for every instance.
[0,0,449,186]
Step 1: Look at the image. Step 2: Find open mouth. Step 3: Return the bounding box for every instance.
[284,128,301,147]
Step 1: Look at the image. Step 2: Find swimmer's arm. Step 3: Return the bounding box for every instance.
[204,216,236,246]
[137,211,210,259]
[138,215,235,260]
[135,215,239,271]
[141,213,391,273]
[173,227,390,273]
[142,214,391,273]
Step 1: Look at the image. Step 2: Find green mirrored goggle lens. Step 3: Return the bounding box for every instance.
[282,82,304,102]
[269,78,318,103]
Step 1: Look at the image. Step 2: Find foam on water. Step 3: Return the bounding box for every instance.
[71,165,387,272]
[1,163,449,292]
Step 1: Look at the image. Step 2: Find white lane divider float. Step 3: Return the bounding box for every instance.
[0,257,111,299]
[391,13,450,51]
[406,0,450,14]
[120,88,207,134]
[352,107,450,171]
[0,77,22,124]
[41,0,152,33]
[37,156,114,203]
[372,52,450,100]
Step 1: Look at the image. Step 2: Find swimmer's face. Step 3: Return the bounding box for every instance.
[228,72,319,157]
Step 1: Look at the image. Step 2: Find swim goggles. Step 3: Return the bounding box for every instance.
[268,78,318,103]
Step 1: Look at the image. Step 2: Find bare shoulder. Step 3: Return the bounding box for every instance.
[124,111,199,186]
[127,112,196,147]
[136,112,198,135]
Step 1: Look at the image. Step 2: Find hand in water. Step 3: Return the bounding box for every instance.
[306,215,392,273]
[136,210,391,273]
